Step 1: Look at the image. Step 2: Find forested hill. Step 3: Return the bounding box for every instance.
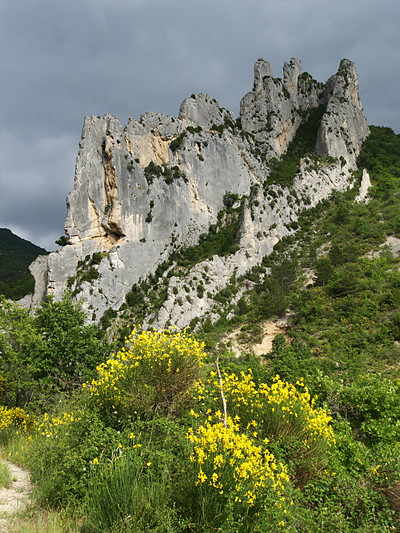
[0,228,48,300]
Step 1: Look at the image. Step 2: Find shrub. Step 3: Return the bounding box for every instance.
[0,406,34,444]
[178,370,338,530]
[84,450,182,533]
[55,235,68,247]
[186,415,290,530]
[192,371,335,486]
[83,328,206,420]
[33,293,111,393]
[223,192,239,208]
[0,294,111,410]
[21,405,122,506]
[0,297,44,408]
[169,132,186,153]
[314,374,400,445]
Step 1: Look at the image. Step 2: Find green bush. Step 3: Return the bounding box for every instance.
[55,235,69,247]
[223,192,239,208]
[22,404,121,506]
[33,293,111,393]
[169,132,186,153]
[0,294,111,409]
[313,374,400,445]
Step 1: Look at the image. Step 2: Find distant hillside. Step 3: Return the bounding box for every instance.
[0,228,48,300]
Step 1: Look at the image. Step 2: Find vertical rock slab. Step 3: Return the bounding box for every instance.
[316,59,370,166]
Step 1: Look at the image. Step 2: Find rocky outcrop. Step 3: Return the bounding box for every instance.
[316,59,370,167]
[179,93,236,130]
[240,58,324,158]
[28,58,370,327]
[149,157,352,329]
[355,169,372,203]
[240,58,369,165]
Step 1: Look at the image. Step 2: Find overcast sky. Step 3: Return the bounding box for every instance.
[1,0,399,250]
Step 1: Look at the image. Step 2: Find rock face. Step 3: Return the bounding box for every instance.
[29,58,370,327]
[315,59,370,167]
[240,58,323,158]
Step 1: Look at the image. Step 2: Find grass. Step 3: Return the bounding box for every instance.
[1,445,81,533]
[0,460,11,488]
[4,509,82,533]
[83,451,180,532]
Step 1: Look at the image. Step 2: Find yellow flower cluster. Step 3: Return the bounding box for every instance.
[187,371,335,522]
[204,371,335,446]
[83,328,206,416]
[0,406,34,433]
[187,415,289,507]
[35,411,80,438]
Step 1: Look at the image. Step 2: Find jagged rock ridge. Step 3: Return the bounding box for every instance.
[28,58,370,328]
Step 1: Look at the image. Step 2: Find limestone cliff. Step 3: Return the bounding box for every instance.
[29,58,370,327]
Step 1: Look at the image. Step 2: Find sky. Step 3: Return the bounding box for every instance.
[1,0,399,251]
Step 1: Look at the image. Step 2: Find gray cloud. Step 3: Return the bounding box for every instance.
[1,0,399,249]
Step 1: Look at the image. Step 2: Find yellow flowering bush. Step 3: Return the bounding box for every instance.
[84,328,206,418]
[223,372,334,443]
[0,406,34,437]
[196,371,334,442]
[187,414,289,505]
[185,412,291,530]
[192,371,335,486]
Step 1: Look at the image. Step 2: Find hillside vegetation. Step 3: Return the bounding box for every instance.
[0,228,48,300]
[1,125,400,531]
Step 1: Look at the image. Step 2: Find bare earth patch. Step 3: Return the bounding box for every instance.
[223,316,292,357]
[0,460,32,532]
[252,317,291,356]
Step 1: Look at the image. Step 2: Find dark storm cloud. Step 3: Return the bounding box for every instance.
[1,0,399,249]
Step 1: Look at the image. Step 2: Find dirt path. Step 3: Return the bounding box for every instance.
[0,460,32,532]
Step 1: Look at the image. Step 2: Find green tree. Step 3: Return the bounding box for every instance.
[315,256,334,286]
[0,293,111,409]
[258,258,298,318]
[0,296,43,407]
[55,235,69,247]
[34,293,110,391]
